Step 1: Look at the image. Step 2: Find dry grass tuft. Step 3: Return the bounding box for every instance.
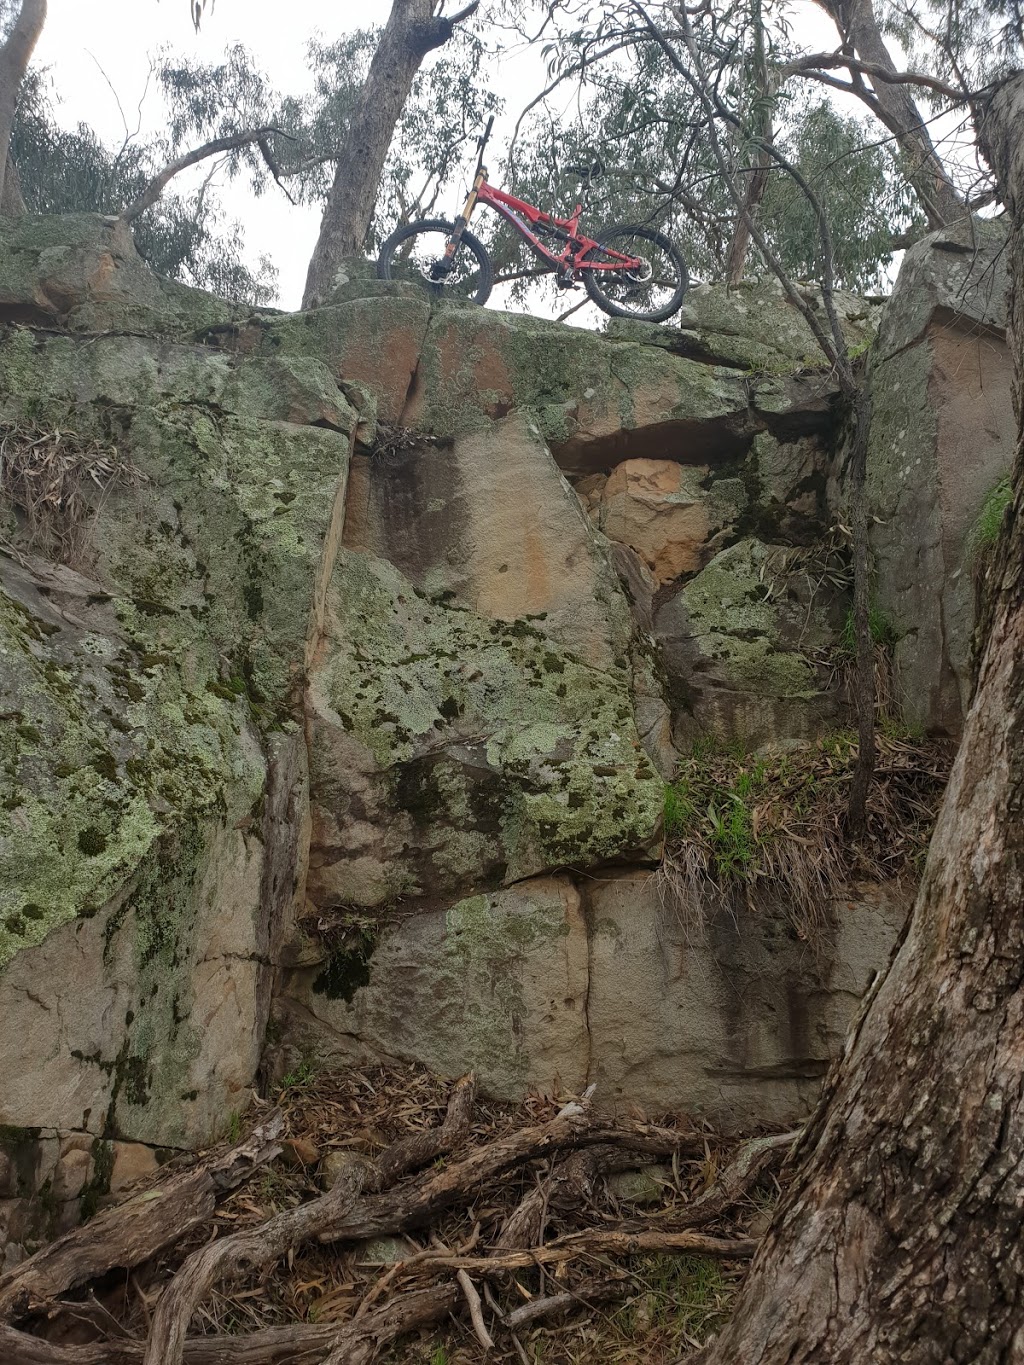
[659,731,953,943]
[0,416,142,556]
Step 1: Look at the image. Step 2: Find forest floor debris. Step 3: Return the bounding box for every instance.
[0,1063,798,1365]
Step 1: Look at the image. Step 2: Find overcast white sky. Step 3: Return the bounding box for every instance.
[30,0,929,311]
[35,1,414,306]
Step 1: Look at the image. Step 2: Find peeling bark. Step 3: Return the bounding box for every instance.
[697,70,1024,1365]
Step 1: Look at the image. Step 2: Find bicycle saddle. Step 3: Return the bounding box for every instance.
[565,159,605,181]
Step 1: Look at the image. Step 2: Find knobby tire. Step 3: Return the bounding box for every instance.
[377,218,494,306]
[582,224,688,322]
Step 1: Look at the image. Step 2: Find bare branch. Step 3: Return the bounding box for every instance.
[457,1271,495,1351]
[785,50,964,102]
[121,127,293,222]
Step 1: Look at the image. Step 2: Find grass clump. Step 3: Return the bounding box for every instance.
[660,731,951,941]
[837,602,899,657]
[966,477,1012,563]
[613,1253,733,1350]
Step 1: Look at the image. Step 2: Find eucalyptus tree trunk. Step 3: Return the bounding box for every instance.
[697,72,1024,1364]
[815,0,965,228]
[0,0,45,214]
[302,0,477,309]
[724,0,773,284]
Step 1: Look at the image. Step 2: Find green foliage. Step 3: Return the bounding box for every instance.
[497,14,920,299]
[661,732,949,935]
[11,70,277,305]
[760,98,921,292]
[883,0,1023,93]
[664,748,770,875]
[838,603,900,656]
[966,477,1012,561]
[156,28,501,254]
[279,1057,318,1090]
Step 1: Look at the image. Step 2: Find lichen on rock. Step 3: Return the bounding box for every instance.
[306,549,663,908]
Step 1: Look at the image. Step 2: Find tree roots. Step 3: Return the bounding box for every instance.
[0,1066,795,1364]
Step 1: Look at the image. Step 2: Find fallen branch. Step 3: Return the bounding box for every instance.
[457,1270,495,1351]
[503,1277,627,1330]
[142,1076,476,1365]
[0,1283,459,1365]
[411,1228,758,1274]
[659,1129,797,1230]
[495,1146,630,1250]
[0,1113,283,1325]
[318,1117,703,1247]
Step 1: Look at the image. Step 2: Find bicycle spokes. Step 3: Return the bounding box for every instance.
[587,234,678,312]
[386,225,489,301]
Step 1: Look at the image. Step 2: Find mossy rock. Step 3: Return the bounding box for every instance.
[307,549,663,908]
[0,213,243,337]
[654,538,841,747]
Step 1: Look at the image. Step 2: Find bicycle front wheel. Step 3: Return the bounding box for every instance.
[377,218,494,306]
[581,224,688,322]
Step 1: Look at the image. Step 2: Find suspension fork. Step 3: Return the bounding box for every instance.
[434,114,494,279]
[443,169,485,260]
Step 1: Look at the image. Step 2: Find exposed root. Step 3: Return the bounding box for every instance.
[1,1064,797,1365]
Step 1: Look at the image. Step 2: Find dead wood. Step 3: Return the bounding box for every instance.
[0,1113,283,1326]
[658,1129,797,1230]
[456,1270,495,1352]
[495,1146,634,1249]
[319,1117,705,1248]
[503,1277,628,1329]
[3,1065,779,1365]
[0,1284,459,1364]
[410,1229,758,1274]
[142,1075,476,1365]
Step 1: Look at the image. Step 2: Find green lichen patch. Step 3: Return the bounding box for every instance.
[408,306,748,448]
[0,592,164,967]
[310,550,663,904]
[0,212,241,337]
[677,538,826,699]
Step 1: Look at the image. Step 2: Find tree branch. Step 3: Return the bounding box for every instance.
[784,50,964,102]
[410,0,481,54]
[121,127,292,222]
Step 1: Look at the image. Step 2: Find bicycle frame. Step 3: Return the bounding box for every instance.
[438,121,645,280]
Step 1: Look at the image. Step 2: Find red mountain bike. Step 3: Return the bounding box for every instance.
[377,116,689,323]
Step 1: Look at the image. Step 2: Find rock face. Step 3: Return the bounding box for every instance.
[867,218,1015,734]
[0,215,1008,1246]
[280,873,904,1126]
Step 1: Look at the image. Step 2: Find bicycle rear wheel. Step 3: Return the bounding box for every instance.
[377,218,494,306]
[581,224,688,322]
